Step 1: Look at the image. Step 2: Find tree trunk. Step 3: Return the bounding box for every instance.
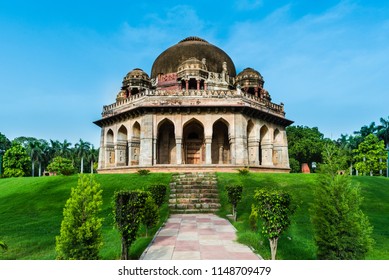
[31,161,34,177]
[121,237,128,260]
[91,160,94,174]
[39,162,41,177]
[81,157,84,174]
[269,237,279,260]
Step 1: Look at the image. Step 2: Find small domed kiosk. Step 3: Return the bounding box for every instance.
[94,36,293,173]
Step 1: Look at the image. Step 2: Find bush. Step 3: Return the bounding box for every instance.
[311,143,374,259]
[225,184,243,221]
[3,142,30,177]
[254,189,295,260]
[148,184,167,207]
[47,156,75,175]
[238,167,250,175]
[142,194,159,237]
[113,190,148,260]
[289,158,300,173]
[56,174,103,260]
[137,169,150,176]
[249,204,258,231]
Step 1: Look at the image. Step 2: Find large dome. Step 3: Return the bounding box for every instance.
[151,36,236,79]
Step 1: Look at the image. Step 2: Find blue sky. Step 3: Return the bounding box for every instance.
[1,0,388,147]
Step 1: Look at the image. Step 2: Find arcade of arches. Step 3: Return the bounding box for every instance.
[99,114,289,169]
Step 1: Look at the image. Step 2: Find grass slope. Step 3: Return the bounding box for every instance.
[0,173,171,260]
[216,173,389,260]
[1,173,388,260]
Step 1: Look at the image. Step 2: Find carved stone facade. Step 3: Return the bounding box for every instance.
[94,37,293,173]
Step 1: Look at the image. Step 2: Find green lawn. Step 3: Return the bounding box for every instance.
[216,173,389,260]
[1,172,388,260]
[0,173,171,260]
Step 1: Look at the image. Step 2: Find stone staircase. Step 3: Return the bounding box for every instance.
[169,172,220,213]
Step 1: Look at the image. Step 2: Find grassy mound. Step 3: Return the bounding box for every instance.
[216,173,389,260]
[0,173,171,260]
[1,172,388,260]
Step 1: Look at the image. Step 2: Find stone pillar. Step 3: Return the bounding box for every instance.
[204,82,207,90]
[229,137,236,165]
[261,142,274,166]
[185,80,189,91]
[98,128,105,169]
[140,114,153,166]
[197,79,200,90]
[234,114,247,165]
[218,143,224,164]
[254,87,259,97]
[152,138,157,165]
[205,137,212,164]
[176,138,182,164]
[128,142,133,166]
[248,138,260,166]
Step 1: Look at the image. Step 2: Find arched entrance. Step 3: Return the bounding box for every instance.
[211,119,230,164]
[157,119,176,164]
[117,125,128,166]
[183,119,205,164]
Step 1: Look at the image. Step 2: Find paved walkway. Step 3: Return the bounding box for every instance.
[140,214,261,260]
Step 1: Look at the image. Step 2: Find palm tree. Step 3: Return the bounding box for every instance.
[59,140,72,159]
[87,145,99,174]
[28,139,44,177]
[49,139,61,158]
[75,139,91,173]
[377,116,389,177]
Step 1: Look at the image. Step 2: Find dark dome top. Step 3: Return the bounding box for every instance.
[151,36,236,79]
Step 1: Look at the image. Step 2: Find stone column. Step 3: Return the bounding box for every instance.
[185,80,189,91]
[197,79,200,90]
[98,128,105,169]
[140,114,153,166]
[152,138,157,165]
[234,114,247,165]
[204,82,207,90]
[248,138,260,165]
[261,142,274,166]
[128,142,133,166]
[205,137,212,164]
[176,138,182,164]
[229,137,236,165]
[218,142,224,164]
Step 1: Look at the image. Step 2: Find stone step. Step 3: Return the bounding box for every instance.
[170,193,219,199]
[169,198,220,204]
[169,203,221,210]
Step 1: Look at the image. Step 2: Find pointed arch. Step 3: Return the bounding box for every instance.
[247,120,257,165]
[130,121,141,165]
[118,125,128,141]
[273,128,282,144]
[183,118,205,164]
[106,129,114,144]
[106,129,115,166]
[212,119,230,164]
[157,119,176,164]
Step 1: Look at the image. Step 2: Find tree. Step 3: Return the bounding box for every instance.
[113,190,148,260]
[0,132,11,151]
[3,142,30,177]
[28,139,44,177]
[56,174,103,260]
[75,139,91,174]
[148,184,167,207]
[47,156,76,175]
[286,125,329,172]
[87,145,99,174]
[354,134,387,176]
[311,145,374,259]
[377,116,389,177]
[253,189,295,260]
[225,185,243,221]
[59,140,72,158]
[142,195,159,237]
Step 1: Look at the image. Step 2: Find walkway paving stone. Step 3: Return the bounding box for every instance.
[140,213,261,260]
